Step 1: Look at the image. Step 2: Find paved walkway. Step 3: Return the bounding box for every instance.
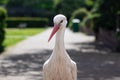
[0,28,120,80]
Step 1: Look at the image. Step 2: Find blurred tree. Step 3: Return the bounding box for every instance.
[53,0,60,8]
[55,0,102,20]
[68,0,102,28]
[7,0,54,11]
[0,0,8,5]
[24,0,54,11]
[7,0,23,7]
[7,0,55,25]
[95,0,120,30]
[55,0,86,18]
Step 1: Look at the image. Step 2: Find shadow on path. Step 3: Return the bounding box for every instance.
[68,41,120,80]
[0,41,120,80]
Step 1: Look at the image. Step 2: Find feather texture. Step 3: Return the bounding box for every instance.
[43,14,77,80]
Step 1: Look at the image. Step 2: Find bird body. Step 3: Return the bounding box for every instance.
[43,14,77,80]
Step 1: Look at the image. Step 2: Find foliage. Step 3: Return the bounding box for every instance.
[117,11,120,15]
[0,7,7,22]
[85,0,94,6]
[92,0,120,49]
[95,0,120,31]
[7,0,54,25]
[0,0,8,5]
[69,0,101,30]
[6,17,48,28]
[7,0,54,11]
[69,8,88,28]
[53,0,60,8]
[55,0,86,18]
[0,7,7,52]
[55,0,100,16]
[3,28,45,47]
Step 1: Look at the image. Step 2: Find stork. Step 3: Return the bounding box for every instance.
[43,14,77,80]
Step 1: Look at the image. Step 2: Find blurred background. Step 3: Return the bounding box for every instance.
[0,0,120,52]
[0,0,120,80]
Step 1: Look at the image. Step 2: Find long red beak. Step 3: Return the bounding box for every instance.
[48,25,59,42]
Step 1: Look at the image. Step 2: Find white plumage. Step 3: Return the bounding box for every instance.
[43,14,77,80]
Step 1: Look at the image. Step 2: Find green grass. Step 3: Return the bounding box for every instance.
[3,28,46,47]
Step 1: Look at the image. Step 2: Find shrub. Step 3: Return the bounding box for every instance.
[69,8,100,31]
[6,17,49,28]
[0,7,7,52]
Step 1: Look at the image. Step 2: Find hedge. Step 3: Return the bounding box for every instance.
[6,17,49,28]
[0,7,7,53]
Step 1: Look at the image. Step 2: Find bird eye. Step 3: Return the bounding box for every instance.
[60,20,63,23]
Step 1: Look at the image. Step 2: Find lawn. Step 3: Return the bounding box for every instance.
[3,28,46,47]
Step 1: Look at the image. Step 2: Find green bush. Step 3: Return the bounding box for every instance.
[6,17,49,28]
[0,7,7,52]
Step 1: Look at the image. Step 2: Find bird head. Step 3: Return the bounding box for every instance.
[48,14,67,42]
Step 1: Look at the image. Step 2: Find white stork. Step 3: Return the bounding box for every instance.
[43,14,77,80]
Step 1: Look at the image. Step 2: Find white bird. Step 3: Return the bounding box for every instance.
[43,14,77,80]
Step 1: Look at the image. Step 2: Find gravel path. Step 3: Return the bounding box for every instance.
[0,28,120,80]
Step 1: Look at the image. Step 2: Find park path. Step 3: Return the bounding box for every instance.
[0,28,120,80]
